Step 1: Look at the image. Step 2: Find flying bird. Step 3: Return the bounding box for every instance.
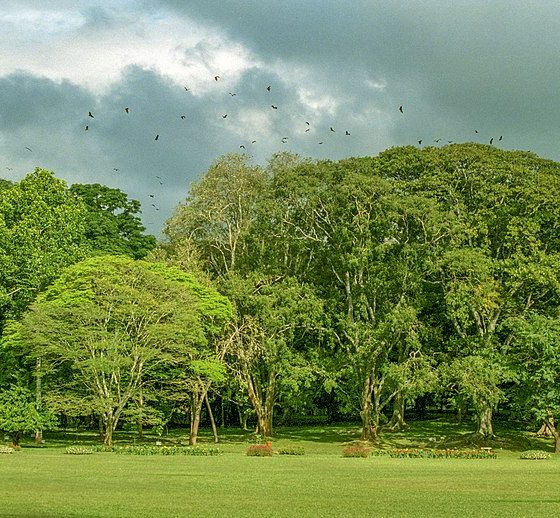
[222,114,228,118]
[418,140,422,145]
[214,75,220,81]
[113,168,119,172]
[149,194,155,198]
[499,135,503,141]
[399,106,403,114]
[305,129,310,132]
[345,131,350,136]
[281,137,288,143]
[318,141,323,145]
[124,107,129,114]
[25,147,32,152]
[490,137,494,145]
[180,115,186,119]
[267,85,271,91]
[240,145,246,149]
[251,140,257,144]
[184,86,189,91]
[271,105,278,109]
[305,121,310,125]
[88,111,94,118]
[155,134,159,141]
[229,92,237,96]
[85,125,89,130]
[330,127,335,132]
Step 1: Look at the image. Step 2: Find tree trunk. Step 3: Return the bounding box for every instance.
[205,394,219,443]
[477,403,494,438]
[35,358,43,445]
[543,417,560,454]
[537,415,555,436]
[103,411,115,447]
[387,391,406,431]
[11,430,21,447]
[360,376,375,441]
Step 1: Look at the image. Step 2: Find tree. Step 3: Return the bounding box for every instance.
[0,168,88,328]
[0,385,55,446]
[20,255,231,447]
[70,183,156,259]
[222,274,323,436]
[164,154,267,276]
[507,313,560,453]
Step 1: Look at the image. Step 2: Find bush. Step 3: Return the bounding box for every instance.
[65,446,97,455]
[0,445,14,454]
[114,445,221,456]
[277,446,305,456]
[246,444,274,457]
[342,444,370,458]
[520,450,551,460]
[376,448,497,459]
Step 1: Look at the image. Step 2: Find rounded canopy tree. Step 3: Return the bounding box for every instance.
[20,255,232,446]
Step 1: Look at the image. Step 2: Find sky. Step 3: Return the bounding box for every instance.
[1,0,560,236]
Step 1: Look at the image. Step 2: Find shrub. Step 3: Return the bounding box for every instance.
[376,448,497,459]
[114,445,221,456]
[0,445,14,454]
[342,444,370,458]
[277,446,305,456]
[520,450,551,460]
[65,446,97,455]
[246,444,274,457]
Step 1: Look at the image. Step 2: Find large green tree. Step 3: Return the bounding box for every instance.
[70,183,156,259]
[19,255,231,446]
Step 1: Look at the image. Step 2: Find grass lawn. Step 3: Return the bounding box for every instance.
[1,420,559,517]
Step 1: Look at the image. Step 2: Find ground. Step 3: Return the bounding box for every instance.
[0,419,559,517]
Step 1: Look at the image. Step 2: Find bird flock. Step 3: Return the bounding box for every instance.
[5,73,505,221]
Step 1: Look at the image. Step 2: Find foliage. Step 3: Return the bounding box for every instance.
[0,385,56,445]
[341,444,371,457]
[245,443,274,456]
[19,255,231,446]
[65,446,98,455]
[519,450,551,460]
[0,445,15,454]
[114,445,222,456]
[70,183,156,260]
[277,446,305,455]
[378,448,497,459]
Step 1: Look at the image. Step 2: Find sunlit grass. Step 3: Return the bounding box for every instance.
[1,420,558,517]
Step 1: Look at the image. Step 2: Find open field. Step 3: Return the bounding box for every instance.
[1,421,559,517]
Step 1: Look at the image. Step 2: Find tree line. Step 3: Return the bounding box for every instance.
[2,144,560,452]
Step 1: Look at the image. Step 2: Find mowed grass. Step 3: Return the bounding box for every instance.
[1,421,560,517]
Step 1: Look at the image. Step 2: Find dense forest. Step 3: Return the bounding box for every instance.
[2,143,560,452]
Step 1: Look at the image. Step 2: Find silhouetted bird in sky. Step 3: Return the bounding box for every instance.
[88,111,94,118]
[319,141,323,145]
[267,85,271,91]
[229,92,237,96]
[124,107,129,114]
[184,86,189,91]
[305,129,310,132]
[399,106,403,113]
[180,115,186,119]
[214,75,220,81]
[113,168,119,172]
[499,135,503,141]
[305,121,310,125]
[345,131,350,136]
[155,134,159,141]
[271,105,278,109]
[418,140,422,145]
[240,145,246,149]
[25,147,32,152]
[149,194,154,198]
[222,114,227,118]
[251,140,256,143]
[85,125,89,130]
[330,127,335,132]
[490,138,493,145]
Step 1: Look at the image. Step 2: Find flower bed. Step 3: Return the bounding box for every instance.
[115,445,222,456]
[520,450,551,460]
[375,448,496,459]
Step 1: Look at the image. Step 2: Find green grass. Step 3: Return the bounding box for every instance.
[1,420,559,517]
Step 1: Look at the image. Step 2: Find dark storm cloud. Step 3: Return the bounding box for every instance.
[158,0,560,159]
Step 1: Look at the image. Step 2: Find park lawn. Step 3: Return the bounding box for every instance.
[1,447,560,517]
